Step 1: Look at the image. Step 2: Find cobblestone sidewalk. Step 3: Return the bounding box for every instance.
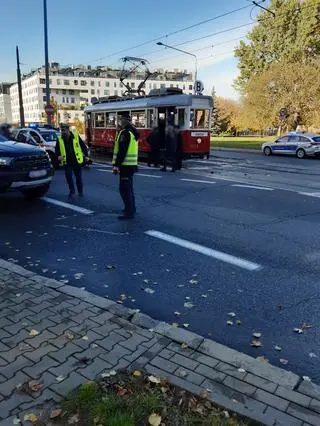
[0,258,320,425]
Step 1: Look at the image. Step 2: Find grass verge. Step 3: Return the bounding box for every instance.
[55,370,249,425]
[211,137,274,150]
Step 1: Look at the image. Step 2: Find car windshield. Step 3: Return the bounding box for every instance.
[0,135,8,142]
[40,131,60,142]
[312,137,320,143]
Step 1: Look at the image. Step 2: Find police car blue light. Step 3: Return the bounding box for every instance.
[262,133,320,159]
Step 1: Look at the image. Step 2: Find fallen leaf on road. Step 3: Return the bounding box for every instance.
[28,380,42,392]
[181,343,188,349]
[174,311,181,316]
[309,353,318,358]
[106,265,116,270]
[13,417,21,425]
[256,356,269,363]
[119,294,127,301]
[280,359,288,365]
[238,368,246,373]
[251,339,262,348]
[74,273,84,280]
[143,279,150,283]
[101,372,110,378]
[185,296,191,300]
[302,323,312,330]
[29,329,39,337]
[144,288,155,294]
[274,345,282,351]
[183,323,189,328]
[68,414,80,424]
[16,293,21,297]
[172,322,179,327]
[149,413,162,426]
[201,294,208,298]
[132,370,141,377]
[80,287,86,290]
[91,343,98,348]
[42,269,48,273]
[294,328,303,334]
[148,375,161,384]
[303,376,311,382]
[166,269,170,272]
[226,321,233,326]
[109,370,117,376]
[189,279,198,284]
[137,272,143,275]
[252,332,262,339]
[116,386,128,396]
[236,320,242,326]
[64,331,74,340]
[25,231,33,234]
[82,335,89,341]
[228,312,236,317]
[23,414,38,423]
[178,370,188,377]
[50,408,62,419]
[184,302,194,309]
[56,375,66,382]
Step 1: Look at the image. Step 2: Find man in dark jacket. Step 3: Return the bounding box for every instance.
[112,114,139,220]
[55,123,88,198]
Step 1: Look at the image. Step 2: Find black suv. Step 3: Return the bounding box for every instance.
[0,135,54,199]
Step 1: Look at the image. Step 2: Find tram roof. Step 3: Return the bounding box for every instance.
[85,93,213,113]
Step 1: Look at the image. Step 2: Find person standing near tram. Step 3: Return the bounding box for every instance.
[112,113,139,220]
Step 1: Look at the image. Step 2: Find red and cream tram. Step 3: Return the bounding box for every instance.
[84,88,212,158]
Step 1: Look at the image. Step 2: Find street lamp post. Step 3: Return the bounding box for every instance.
[156,42,198,93]
[43,0,51,125]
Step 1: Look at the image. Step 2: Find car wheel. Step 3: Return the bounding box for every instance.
[48,151,59,169]
[21,184,50,200]
[296,148,306,159]
[263,146,272,156]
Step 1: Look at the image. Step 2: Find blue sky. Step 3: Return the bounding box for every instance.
[0,0,262,99]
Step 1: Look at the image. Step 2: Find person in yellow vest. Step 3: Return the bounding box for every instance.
[112,114,139,220]
[55,123,88,199]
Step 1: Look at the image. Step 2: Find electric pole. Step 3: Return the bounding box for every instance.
[43,0,52,125]
[16,46,25,128]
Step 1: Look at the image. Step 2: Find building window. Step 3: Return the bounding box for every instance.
[40,78,46,85]
[189,85,193,90]
[66,97,69,103]
[114,82,117,88]
[57,79,61,85]
[81,80,87,86]
[104,90,110,96]
[131,82,135,88]
[43,96,46,101]
[114,90,118,96]
[97,89,100,96]
[153,84,157,89]
[91,89,95,95]
[98,81,101,87]
[160,84,165,88]
[74,80,78,85]
[62,89,66,94]
[71,97,75,103]
[49,79,52,84]
[69,90,74,95]
[105,81,110,87]
[62,97,65,103]
[42,88,46,93]
[91,81,94,86]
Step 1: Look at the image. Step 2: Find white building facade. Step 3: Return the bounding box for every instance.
[10,63,194,125]
[0,83,12,123]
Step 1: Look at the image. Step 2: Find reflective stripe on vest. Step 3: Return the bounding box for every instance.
[58,133,84,166]
[112,130,138,166]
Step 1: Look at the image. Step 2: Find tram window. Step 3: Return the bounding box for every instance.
[132,110,146,128]
[178,109,185,127]
[95,112,105,128]
[106,112,117,128]
[147,109,155,128]
[191,109,209,129]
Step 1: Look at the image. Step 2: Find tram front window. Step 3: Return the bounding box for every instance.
[191,109,209,129]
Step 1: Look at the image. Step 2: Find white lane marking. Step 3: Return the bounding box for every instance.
[299,192,320,198]
[181,179,216,184]
[137,173,162,178]
[187,166,210,170]
[232,184,274,191]
[145,230,262,271]
[98,169,113,173]
[55,224,127,235]
[42,197,94,215]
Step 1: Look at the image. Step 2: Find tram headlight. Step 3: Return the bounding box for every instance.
[197,138,202,144]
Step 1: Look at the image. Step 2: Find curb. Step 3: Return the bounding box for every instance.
[1,258,320,425]
[212,147,262,154]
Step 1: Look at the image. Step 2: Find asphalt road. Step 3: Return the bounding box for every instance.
[1,151,320,382]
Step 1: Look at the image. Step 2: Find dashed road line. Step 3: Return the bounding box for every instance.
[181,178,216,184]
[299,192,320,198]
[42,197,94,215]
[145,230,262,272]
[232,184,274,191]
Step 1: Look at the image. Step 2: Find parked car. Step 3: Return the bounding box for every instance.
[0,135,54,199]
[262,133,320,159]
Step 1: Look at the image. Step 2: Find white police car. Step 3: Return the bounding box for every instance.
[262,132,320,159]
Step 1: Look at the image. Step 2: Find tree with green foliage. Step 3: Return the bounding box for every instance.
[210,86,220,134]
[234,0,320,92]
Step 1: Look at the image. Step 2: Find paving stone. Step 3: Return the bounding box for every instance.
[254,389,289,411]
[310,399,320,414]
[0,329,12,340]
[79,358,113,381]
[30,274,64,289]
[9,292,36,304]
[91,321,120,336]
[49,343,83,363]
[129,356,151,370]
[49,356,84,378]
[119,332,150,351]
[24,300,53,314]
[171,353,199,371]
[265,406,304,426]
[0,393,34,420]
[131,312,160,330]
[175,367,204,385]
[47,320,79,336]
[298,381,320,401]
[0,344,33,363]
[107,302,132,319]
[26,330,57,349]
[73,344,107,362]
[0,371,31,397]
[287,403,320,426]
[90,311,114,325]
[150,356,178,373]
[195,364,226,382]
[23,355,59,379]
[58,285,115,309]
[122,344,148,363]
[0,260,36,277]
[68,300,94,314]
[98,345,132,366]
[215,361,247,380]
[49,371,87,397]
[159,348,176,359]
[244,372,278,393]
[154,322,203,349]
[96,331,126,351]
[191,352,219,368]
[275,386,311,407]
[142,335,170,350]
[26,308,58,324]
[223,376,257,396]
[69,310,99,325]
[31,293,57,305]
[0,356,33,379]
[166,341,195,357]
[199,339,300,389]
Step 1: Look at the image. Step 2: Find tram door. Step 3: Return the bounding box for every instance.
[157,107,176,127]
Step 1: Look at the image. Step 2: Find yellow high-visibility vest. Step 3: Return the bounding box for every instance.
[58,132,84,166]
[112,130,138,166]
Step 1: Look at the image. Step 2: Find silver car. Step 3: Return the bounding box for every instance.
[262,133,320,159]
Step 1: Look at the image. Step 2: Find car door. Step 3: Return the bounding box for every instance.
[285,135,300,155]
[271,136,290,154]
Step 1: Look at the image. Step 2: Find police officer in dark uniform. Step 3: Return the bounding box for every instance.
[112,114,139,220]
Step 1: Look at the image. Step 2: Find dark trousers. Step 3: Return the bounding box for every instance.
[119,174,136,216]
[65,165,83,194]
